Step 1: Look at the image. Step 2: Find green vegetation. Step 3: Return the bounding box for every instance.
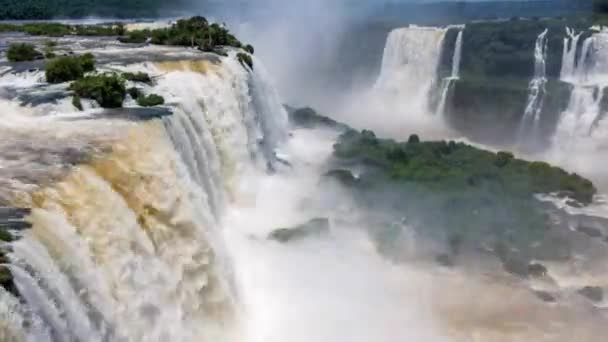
[72,95,83,110]
[0,22,125,37]
[287,106,350,131]
[70,74,126,108]
[137,94,165,107]
[45,54,96,83]
[6,43,43,62]
[120,17,248,53]
[123,72,152,84]
[237,53,253,70]
[128,87,142,100]
[0,0,165,19]
[330,129,596,257]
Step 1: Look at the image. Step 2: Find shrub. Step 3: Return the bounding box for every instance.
[244,44,254,54]
[70,74,126,108]
[6,43,43,62]
[118,30,149,44]
[80,53,96,72]
[45,54,96,83]
[137,94,165,107]
[128,87,142,99]
[123,72,152,84]
[495,151,514,167]
[72,95,83,111]
[46,56,84,83]
[408,134,421,144]
[237,53,253,70]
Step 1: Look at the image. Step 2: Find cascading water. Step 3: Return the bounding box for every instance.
[0,48,288,341]
[518,28,549,146]
[560,27,582,82]
[552,31,608,161]
[435,29,464,117]
[374,26,448,117]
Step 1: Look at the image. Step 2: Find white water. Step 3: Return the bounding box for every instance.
[436,29,464,117]
[551,31,608,179]
[518,28,549,146]
[375,26,448,118]
[560,27,582,82]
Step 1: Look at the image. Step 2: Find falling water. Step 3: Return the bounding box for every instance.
[436,29,464,117]
[518,28,549,146]
[560,27,583,82]
[375,26,448,117]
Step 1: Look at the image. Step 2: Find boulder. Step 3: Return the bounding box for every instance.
[578,286,604,303]
[528,263,548,278]
[269,218,330,243]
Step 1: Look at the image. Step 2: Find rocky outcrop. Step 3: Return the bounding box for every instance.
[269,218,330,243]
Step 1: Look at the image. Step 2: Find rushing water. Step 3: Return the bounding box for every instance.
[518,28,549,147]
[436,29,464,117]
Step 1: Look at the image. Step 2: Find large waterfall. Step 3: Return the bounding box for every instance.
[435,29,464,117]
[552,30,608,164]
[374,26,448,118]
[0,46,288,341]
[518,28,549,146]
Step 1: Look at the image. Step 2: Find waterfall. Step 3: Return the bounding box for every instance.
[518,28,549,146]
[0,51,288,341]
[374,26,448,117]
[560,27,582,82]
[552,30,608,166]
[436,29,464,117]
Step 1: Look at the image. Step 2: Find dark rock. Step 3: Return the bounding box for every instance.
[502,256,530,278]
[0,208,30,219]
[286,106,350,131]
[528,263,548,278]
[0,221,32,231]
[577,226,603,238]
[436,254,454,267]
[533,290,556,303]
[269,218,330,243]
[324,169,358,187]
[578,286,604,303]
[566,200,584,208]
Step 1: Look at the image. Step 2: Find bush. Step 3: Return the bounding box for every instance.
[244,44,254,54]
[45,54,96,83]
[123,72,152,84]
[137,94,165,107]
[118,30,149,44]
[495,151,514,167]
[70,74,126,108]
[80,53,95,72]
[237,52,253,70]
[72,95,83,110]
[128,87,142,99]
[6,43,43,62]
[46,56,84,83]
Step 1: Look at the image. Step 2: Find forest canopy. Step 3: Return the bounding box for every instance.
[0,0,172,19]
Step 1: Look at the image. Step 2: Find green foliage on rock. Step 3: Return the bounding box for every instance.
[331,130,597,259]
[0,0,165,20]
[45,54,96,83]
[6,43,43,62]
[128,87,142,100]
[136,93,165,107]
[0,22,125,37]
[72,95,83,110]
[237,52,253,70]
[120,16,246,55]
[122,72,152,84]
[70,74,126,108]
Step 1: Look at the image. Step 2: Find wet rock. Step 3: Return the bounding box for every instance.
[324,169,358,187]
[533,290,556,303]
[566,200,584,208]
[436,254,454,267]
[578,286,604,303]
[576,226,603,238]
[269,218,330,243]
[502,256,529,278]
[528,263,548,278]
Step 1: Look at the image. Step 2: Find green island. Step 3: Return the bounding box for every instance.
[327,129,596,261]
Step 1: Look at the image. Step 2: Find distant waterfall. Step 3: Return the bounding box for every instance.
[518,28,549,146]
[436,29,464,117]
[560,27,582,82]
[552,30,608,162]
[375,26,448,117]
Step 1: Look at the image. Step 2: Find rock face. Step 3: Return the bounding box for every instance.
[0,207,32,297]
[578,286,604,303]
[286,106,351,131]
[268,218,330,243]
